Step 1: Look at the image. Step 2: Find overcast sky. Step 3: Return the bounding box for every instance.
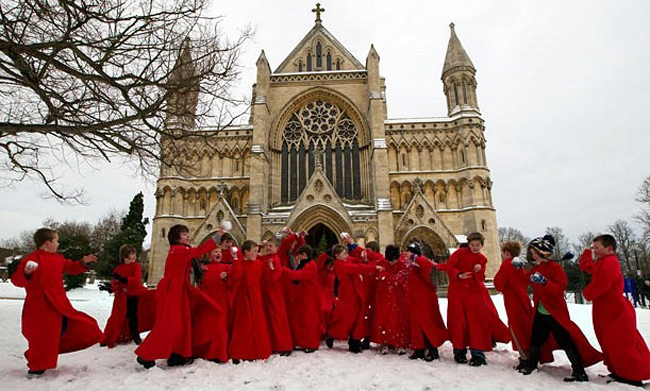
[1,0,648,247]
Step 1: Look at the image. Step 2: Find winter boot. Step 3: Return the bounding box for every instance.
[453,349,468,364]
[167,353,194,367]
[27,370,46,376]
[325,336,334,349]
[361,337,371,350]
[469,355,487,367]
[348,338,362,353]
[409,349,425,360]
[563,347,587,382]
[563,371,588,382]
[424,347,440,362]
[136,357,155,369]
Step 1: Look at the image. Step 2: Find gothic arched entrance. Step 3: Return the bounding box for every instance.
[306,223,338,257]
[401,225,451,287]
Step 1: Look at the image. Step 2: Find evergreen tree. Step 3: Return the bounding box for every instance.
[97,192,149,278]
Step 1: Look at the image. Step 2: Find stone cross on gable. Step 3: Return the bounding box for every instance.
[312,3,325,23]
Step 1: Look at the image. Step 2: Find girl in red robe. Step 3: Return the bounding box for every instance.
[493,240,534,369]
[518,234,602,382]
[580,235,650,387]
[11,227,102,375]
[371,244,410,354]
[326,244,382,353]
[282,244,322,352]
[259,238,293,355]
[228,240,272,361]
[135,225,227,368]
[101,244,156,347]
[404,243,449,361]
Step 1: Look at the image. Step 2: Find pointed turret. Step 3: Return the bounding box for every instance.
[366,44,380,93]
[441,23,479,116]
[166,37,199,130]
[255,50,271,100]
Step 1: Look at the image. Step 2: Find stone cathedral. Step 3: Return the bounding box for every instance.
[147,7,500,284]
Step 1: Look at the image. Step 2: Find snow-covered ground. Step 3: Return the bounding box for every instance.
[1,282,648,391]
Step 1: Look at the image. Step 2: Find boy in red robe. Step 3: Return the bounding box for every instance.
[198,247,234,337]
[259,237,293,355]
[326,244,383,353]
[404,242,449,361]
[282,244,322,352]
[443,232,509,366]
[228,240,272,362]
[101,244,155,347]
[11,227,102,375]
[518,234,602,382]
[493,240,533,370]
[580,234,650,387]
[136,225,227,368]
[317,251,336,337]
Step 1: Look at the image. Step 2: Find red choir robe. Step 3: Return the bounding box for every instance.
[101,262,156,347]
[11,249,103,371]
[259,253,293,353]
[220,247,244,265]
[327,256,377,341]
[493,257,534,356]
[228,258,272,360]
[282,260,322,350]
[407,256,450,349]
[198,262,233,334]
[135,241,228,362]
[442,247,510,351]
[580,251,650,381]
[371,257,410,348]
[528,260,602,367]
[317,252,336,337]
[348,246,379,340]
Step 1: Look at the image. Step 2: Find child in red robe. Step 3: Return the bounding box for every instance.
[135,225,227,368]
[282,244,322,352]
[317,251,336,337]
[493,240,533,370]
[259,237,293,355]
[580,234,650,387]
[198,247,234,338]
[228,240,272,361]
[101,244,155,347]
[518,234,602,382]
[404,242,449,361]
[326,244,383,353]
[11,227,102,375]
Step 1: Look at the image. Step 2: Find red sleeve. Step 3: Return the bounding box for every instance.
[366,249,384,263]
[283,261,317,281]
[579,249,594,273]
[187,240,217,259]
[335,259,376,275]
[261,255,282,284]
[493,261,510,292]
[414,256,435,278]
[62,255,90,275]
[538,263,567,299]
[127,263,144,292]
[445,249,463,282]
[11,254,35,288]
[582,257,616,301]
[348,245,364,258]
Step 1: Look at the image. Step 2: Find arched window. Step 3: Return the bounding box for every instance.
[316,42,322,68]
[336,59,341,70]
[306,54,312,71]
[326,52,332,70]
[453,83,460,106]
[462,82,468,104]
[280,100,364,203]
[161,228,166,238]
[298,61,303,72]
[481,219,487,231]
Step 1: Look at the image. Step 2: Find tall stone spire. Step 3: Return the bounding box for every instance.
[166,37,199,130]
[441,23,479,116]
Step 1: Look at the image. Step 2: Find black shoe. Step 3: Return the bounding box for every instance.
[167,353,194,367]
[454,354,468,364]
[132,334,142,345]
[409,349,425,360]
[232,359,241,365]
[469,355,487,367]
[136,357,155,369]
[518,365,536,375]
[608,373,644,387]
[424,348,439,362]
[279,351,292,357]
[361,337,371,350]
[27,370,45,375]
[348,339,362,354]
[303,349,316,354]
[563,372,588,382]
[515,358,527,371]
[325,336,334,349]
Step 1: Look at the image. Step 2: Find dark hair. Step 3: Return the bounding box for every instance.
[241,240,258,254]
[119,244,137,261]
[366,241,380,253]
[385,244,400,261]
[332,244,346,258]
[33,227,57,248]
[296,244,313,259]
[220,233,234,243]
[467,232,485,245]
[501,241,521,257]
[594,234,617,252]
[168,224,189,245]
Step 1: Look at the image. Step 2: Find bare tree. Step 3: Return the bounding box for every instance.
[545,226,572,260]
[636,176,650,242]
[608,220,637,277]
[572,231,597,255]
[498,227,530,245]
[0,0,251,202]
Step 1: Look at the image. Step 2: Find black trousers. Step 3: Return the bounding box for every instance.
[126,296,139,337]
[529,311,585,373]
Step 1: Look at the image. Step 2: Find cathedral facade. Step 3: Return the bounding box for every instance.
[147,11,499,284]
